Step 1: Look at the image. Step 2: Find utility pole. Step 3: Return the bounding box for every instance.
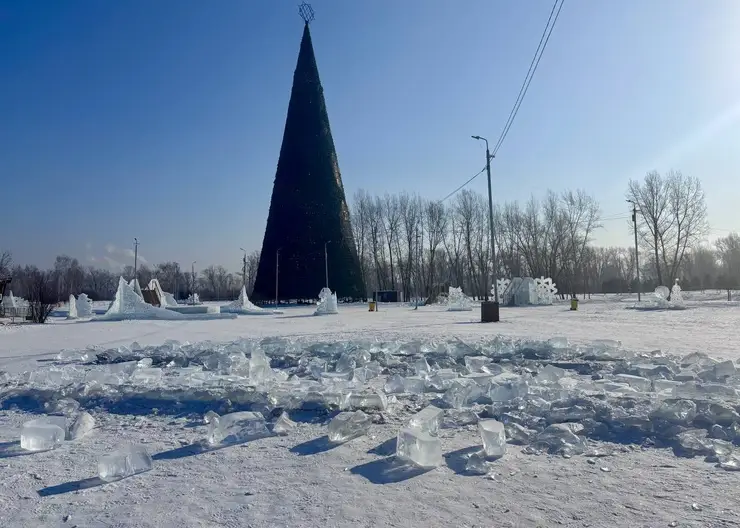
[191,261,197,305]
[240,248,247,289]
[324,241,330,289]
[472,135,499,322]
[627,199,641,302]
[275,248,280,308]
[133,238,139,283]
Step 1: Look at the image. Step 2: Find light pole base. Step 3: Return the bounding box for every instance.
[481,301,500,323]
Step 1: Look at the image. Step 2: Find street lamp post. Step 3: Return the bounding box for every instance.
[191,261,197,305]
[240,248,247,289]
[472,135,500,322]
[627,199,641,302]
[133,238,139,283]
[324,241,330,289]
[275,248,280,308]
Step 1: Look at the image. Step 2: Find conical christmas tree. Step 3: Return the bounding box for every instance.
[252,21,365,301]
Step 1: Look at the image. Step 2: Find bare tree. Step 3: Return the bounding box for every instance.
[424,200,447,292]
[381,193,402,290]
[627,170,708,286]
[0,251,12,277]
[23,266,57,323]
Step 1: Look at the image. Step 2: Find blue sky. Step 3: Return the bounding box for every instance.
[2,0,739,272]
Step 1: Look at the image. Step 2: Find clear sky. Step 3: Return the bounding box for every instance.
[2,0,739,273]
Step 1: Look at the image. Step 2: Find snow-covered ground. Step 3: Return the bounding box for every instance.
[1,293,740,527]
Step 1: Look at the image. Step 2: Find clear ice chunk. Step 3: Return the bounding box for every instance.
[130,368,163,384]
[534,424,586,455]
[396,427,443,468]
[20,420,65,451]
[249,350,273,383]
[444,380,482,409]
[478,419,506,457]
[347,391,387,410]
[464,356,494,374]
[713,360,736,380]
[384,374,405,394]
[465,450,490,475]
[504,422,536,445]
[653,379,683,394]
[70,412,95,440]
[207,411,269,446]
[650,400,696,424]
[614,374,652,392]
[272,412,297,435]
[537,364,566,384]
[412,357,431,377]
[98,444,153,482]
[489,380,528,402]
[327,411,372,443]
[45,398,80,416]
[407,405,444,436]
[547,337,569,349]
[676,429,714,456]
[403,376,426,394]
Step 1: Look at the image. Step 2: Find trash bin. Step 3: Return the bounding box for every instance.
[570,298,579,311]
[368,301,376,312]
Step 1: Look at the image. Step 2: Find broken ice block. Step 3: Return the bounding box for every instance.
[249,350,273,383]
[327,411,371,443]
[98,444,153,482]
[412,357,431,376]
[478,419,506,457]
[614,374,652,392]
[396,427,442,468]
[20,420,65,451]
[443,380,482,409]
[489,380,528,402]
[45,398,80,416]
[70,412,95,440]
[384,374,405,394]
[676,429,714,456]
[347,391,387,410]
[713,360,737,380]
[547,337,569,349]
[650,400,696,424]
[130,367,163,384]
[207,411,269,446]
[652,379,683,394]
[465,450,490,475]
[504,422,536,445]
[408,405,444,436]
[272,412,297,435]
[403,376,426,394]
[537,364,566,384]
[464,356,494,374]
[204,410,219,424]
[534,424,586,455]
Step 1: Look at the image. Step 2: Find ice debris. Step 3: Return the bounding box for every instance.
[20,418,66,451]
[207,411,269,446]
[272,412,297,435]
[98,444,153,482]
[70,412,95,440]
[396,428,443,468]
[328,411,371,443]
[478,419,506,458]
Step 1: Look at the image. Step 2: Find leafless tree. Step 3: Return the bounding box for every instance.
[627,170,708,286]
[0,251,12,277]
[23,266,56,323]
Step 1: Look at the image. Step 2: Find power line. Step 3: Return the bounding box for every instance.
[436,0,565,204]
[492,0,565,157]
[439,166,487,203]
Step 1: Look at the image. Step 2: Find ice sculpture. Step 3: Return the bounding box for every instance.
[97,277,182,321]
[654,285,670,300]
[671,280,684,307]
[1,290,16,309]
[534,276,558,305]
[314,287,338,315]
[447,286,472,311]
[67,294,78,320]
[187,293,201,305]
[128,279,144,299]
[221,286,280,315]
[76,293,93,317]
[492,278,511,303]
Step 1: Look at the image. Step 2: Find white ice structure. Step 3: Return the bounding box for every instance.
[221,286,281,315]
[631,283,686,311]
[494,278,511,303]
[447,286,472,311]
[314,287,338,316]
[145,279,177,307]
[67,294,78,319]
[128,279,144,299]
[501,277,557,306]
[76,293,94,317]
[1,290,17,309]
[534,276,558,305]
[98,278,183,321]
[187,293,201,305]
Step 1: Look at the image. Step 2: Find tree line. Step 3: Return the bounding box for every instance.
[1,170,738,306]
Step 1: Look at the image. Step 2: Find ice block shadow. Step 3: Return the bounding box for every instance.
[367,437,396,456]
[444,445,484,476]
[37,477,107,497]
[0,441,36,458]
[350,456,430,484]
[289,436,342,456]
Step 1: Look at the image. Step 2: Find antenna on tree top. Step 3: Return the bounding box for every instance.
[298,2,315,24]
